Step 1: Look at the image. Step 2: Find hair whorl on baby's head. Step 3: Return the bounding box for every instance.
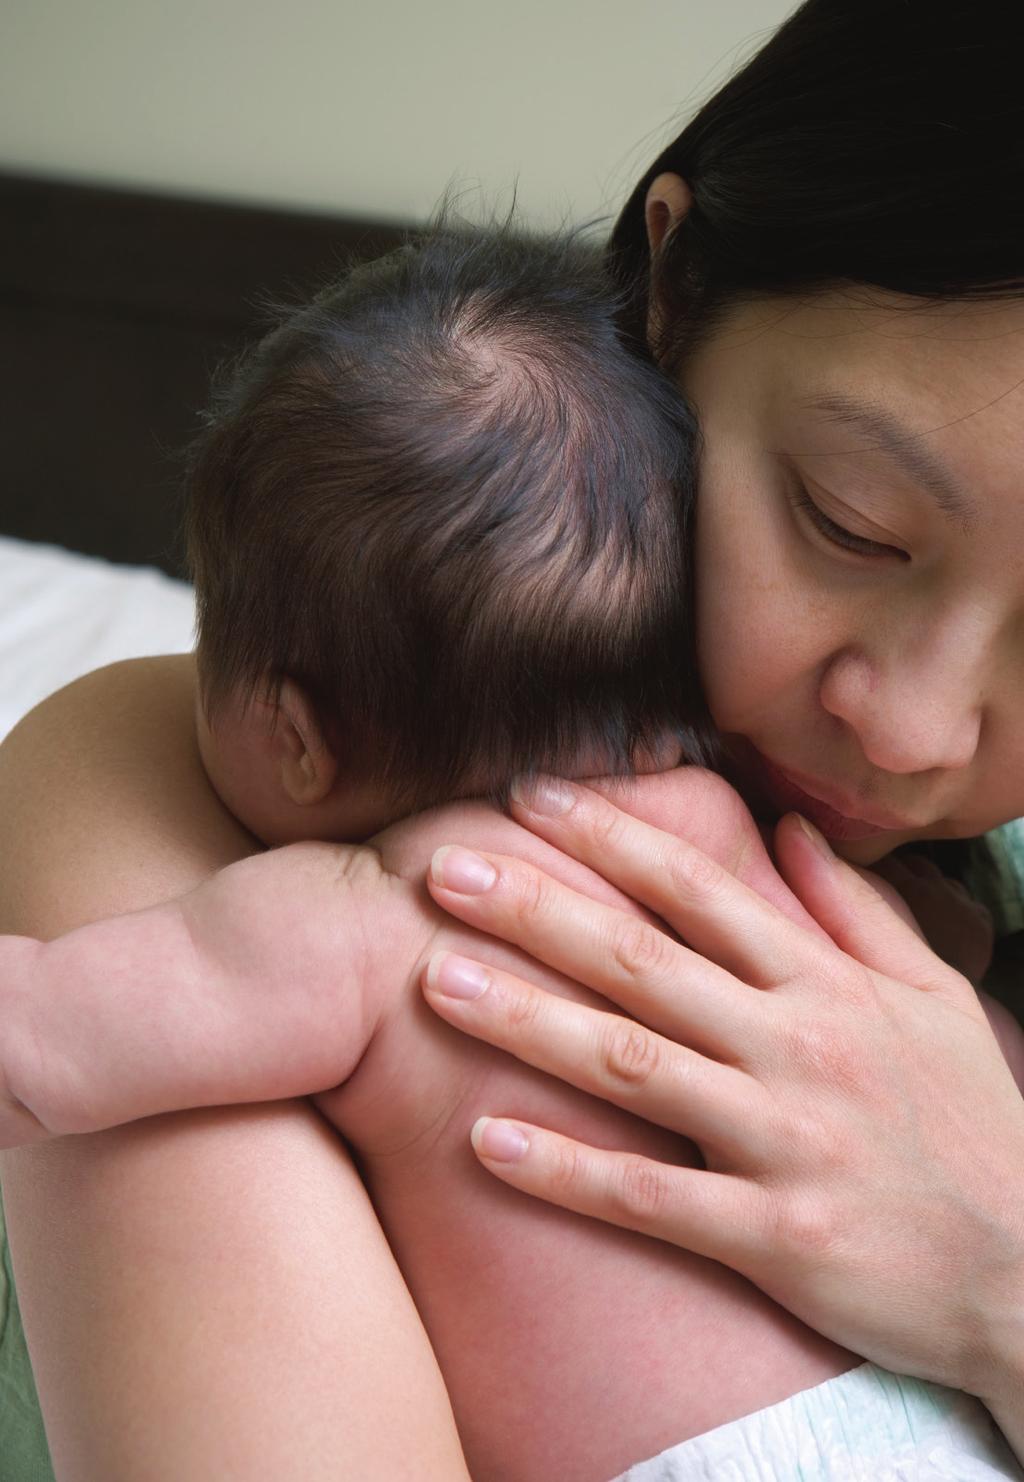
[184,198,719,812]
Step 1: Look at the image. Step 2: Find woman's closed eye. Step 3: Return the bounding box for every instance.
[789,484,910,562]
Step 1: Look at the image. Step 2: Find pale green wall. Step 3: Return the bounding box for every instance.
[1,1,794,226]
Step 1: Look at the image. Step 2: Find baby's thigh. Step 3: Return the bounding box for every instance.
[353,1035,860,1482]
[363,770,860,1477]
[1,1100,467,1481]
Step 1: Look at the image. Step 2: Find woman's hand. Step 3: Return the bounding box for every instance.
[420,774,1024,1404]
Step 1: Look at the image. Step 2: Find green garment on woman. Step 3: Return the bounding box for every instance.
[0,1187,54,1482]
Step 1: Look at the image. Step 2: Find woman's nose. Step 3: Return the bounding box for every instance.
[819,646,983,776]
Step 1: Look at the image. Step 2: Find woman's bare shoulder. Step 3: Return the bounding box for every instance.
[0,655,255,936]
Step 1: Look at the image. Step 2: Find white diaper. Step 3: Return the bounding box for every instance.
[611,1361,1023,1481]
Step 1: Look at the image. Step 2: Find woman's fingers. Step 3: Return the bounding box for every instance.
[427,845,768,1056]
[467,1115,770,1273]
[501,778,823,988]
[423,951,769,1160]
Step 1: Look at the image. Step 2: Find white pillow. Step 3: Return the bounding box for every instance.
[0,537,195,743]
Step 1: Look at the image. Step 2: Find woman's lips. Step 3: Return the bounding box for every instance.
[752,754,902,842]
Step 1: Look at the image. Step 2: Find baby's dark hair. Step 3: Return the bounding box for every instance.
[184,210,721,811]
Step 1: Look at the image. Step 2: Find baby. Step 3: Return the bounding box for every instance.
[183,212,714,841]
[2,219,1019,1479]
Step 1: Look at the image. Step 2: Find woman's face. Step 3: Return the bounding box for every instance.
[682,291,1024,865]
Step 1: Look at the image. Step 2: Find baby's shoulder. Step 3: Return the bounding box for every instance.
[0,656,253,934]
[2,654,200,808]
[5,651,194,745]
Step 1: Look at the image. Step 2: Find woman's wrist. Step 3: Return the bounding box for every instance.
[973,1265,1024,1458]
[979,1351,1024,1466]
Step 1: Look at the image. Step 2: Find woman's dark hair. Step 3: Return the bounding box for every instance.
[607,0,1024,377]
[185,216,718,812]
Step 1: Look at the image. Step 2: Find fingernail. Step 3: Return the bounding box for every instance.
[794,813,833,860]
[510,775,575,816]
[431,846,497,893]
[471,1116,529,1162]
[426,952,491,1000]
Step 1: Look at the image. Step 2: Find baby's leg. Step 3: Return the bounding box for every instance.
[1,1100,470,1481]
[0,656,469,1481]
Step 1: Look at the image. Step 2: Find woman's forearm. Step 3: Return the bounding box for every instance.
[986,1387,1024,1468]
[978,1289,1024,1464]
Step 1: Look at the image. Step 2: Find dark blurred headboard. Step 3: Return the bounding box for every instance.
[0,172,411,577]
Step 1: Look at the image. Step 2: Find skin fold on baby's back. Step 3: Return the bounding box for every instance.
[310,792,861,1481]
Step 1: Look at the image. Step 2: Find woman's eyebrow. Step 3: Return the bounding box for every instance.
[798,391,976,532]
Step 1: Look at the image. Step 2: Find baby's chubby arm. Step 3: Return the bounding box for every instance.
[0,764,799,1151]
[1,841,423,1147]
[4,748,1020,1151]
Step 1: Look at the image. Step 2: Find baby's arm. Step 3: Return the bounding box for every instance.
[1,842,404,1147]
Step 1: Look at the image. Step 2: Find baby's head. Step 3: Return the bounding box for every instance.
[185,214,720,843]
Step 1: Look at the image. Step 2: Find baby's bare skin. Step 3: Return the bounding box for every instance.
[24,653,1022,1477]
[318,805,859,1480]
[3,654,878,1480]
[6,656,1022,1478]
[12,655,1023,1477]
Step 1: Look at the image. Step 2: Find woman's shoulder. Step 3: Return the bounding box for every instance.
[0,655,255,937]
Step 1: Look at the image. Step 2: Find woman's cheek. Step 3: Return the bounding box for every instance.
[696,535,808,734]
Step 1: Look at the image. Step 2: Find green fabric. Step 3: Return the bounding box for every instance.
[0,1184,55,1482]
[966,819,1024,938]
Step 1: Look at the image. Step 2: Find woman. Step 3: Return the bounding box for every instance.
[3,0,1024,1475]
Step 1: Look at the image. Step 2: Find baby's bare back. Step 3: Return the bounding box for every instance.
[314,790,860,1482]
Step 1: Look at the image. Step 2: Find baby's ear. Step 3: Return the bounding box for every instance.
[272,679,338,805]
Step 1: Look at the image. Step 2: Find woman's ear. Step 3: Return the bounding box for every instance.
[643,173,694,355]
[272,679,338,806]
[644,172,694,257]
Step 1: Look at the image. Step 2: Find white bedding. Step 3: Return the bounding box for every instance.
[0,536,195,744]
